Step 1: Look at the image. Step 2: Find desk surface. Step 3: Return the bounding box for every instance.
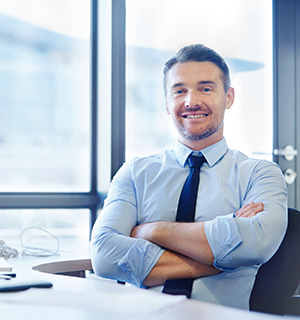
[0,242,296,320]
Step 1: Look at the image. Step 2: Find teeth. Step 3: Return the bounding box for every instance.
[186,114,206,119]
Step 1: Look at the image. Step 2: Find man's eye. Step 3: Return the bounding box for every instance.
[202,87,212,93]
[174,89,184,95]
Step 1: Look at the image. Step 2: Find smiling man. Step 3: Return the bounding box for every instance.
[91,44,287,310]
[165,60,234,149]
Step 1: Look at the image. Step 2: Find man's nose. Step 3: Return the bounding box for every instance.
[184,90,200,108]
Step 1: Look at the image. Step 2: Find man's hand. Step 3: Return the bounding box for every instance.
[235,202,264,218]
[131,222,155,241]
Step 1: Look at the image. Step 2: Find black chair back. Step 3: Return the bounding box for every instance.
[250,208,300,315]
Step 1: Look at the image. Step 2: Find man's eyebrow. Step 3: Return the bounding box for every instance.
[197,81,216,85]
[170,80,217,90]
[171,82,185,90]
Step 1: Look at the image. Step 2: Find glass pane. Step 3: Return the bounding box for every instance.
[0,209,90,251]
[126,0,273,161]
[0,0,91,192]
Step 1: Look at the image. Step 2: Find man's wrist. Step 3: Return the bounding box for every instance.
[143,221,166,243]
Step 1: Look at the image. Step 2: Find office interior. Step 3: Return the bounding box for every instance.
[0,0,300,318]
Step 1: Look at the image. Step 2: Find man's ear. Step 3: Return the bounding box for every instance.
[226,87,235,110]
[166,103,170,114]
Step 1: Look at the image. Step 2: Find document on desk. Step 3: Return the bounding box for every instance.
[0,258,12,272]
[2,287,186,316]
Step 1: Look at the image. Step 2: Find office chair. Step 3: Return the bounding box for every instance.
[250,207,300,315]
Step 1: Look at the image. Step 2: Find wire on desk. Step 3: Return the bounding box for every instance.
[20,227,60,257]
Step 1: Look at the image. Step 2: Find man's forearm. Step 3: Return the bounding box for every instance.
[132,202,264,265]
[143,250,220,287]
[133,221,214,265]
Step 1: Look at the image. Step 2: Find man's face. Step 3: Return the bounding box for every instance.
[165,61,234,148]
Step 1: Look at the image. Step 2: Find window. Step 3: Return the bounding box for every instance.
[1,209,90,245]
[0,0,91,192]
[125,0,273,161]
[0,0,97,246]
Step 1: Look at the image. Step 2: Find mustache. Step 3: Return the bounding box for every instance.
[180,106,211,115]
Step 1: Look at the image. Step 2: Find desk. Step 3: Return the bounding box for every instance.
[0,243,296,320]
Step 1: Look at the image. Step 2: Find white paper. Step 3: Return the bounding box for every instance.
[0,258,13,272]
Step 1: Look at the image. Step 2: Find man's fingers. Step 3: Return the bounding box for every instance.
[235,202,264,218]
[236,202,263,217]
[237,204,263,218]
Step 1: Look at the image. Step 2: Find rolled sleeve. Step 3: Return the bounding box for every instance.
[92,200,165,286]
[204,213,242,271]
[204,161,287,271]
[92,161,165,287]
[118,239,164,288]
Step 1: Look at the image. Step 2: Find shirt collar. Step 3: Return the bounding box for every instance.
[174,138,228,168]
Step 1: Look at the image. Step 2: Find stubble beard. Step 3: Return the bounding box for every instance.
[176,118,224,141]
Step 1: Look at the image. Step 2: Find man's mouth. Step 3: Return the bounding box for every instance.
[182,114,208,119]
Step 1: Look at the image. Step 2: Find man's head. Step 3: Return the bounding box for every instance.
[163,44,231,96]
[164,44,234,150]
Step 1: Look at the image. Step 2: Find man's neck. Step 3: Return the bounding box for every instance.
[178,134,224,151]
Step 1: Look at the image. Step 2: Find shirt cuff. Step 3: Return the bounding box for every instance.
[118,239,164,288]
[204,213,242,271]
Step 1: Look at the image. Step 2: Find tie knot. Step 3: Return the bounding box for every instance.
[188,154,206,169]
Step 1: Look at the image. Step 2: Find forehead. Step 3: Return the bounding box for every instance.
[167,61,223,88]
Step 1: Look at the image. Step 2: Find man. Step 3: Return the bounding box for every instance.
[91,44,287,310]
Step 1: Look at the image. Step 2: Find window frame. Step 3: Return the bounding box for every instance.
[0,0,107,230]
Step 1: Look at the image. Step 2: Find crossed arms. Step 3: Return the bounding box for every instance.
[131,202,264,287]
[91,160,288,288]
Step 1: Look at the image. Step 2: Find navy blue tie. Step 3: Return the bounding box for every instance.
[163,154,206,298]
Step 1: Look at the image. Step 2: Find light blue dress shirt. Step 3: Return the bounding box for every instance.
[91,138,288,310]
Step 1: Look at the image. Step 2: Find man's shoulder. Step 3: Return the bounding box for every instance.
[122,149,177,183]
[226,148,282,174]
[128,148,175,167]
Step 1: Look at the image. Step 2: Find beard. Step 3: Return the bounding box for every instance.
[175,117,224,141]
